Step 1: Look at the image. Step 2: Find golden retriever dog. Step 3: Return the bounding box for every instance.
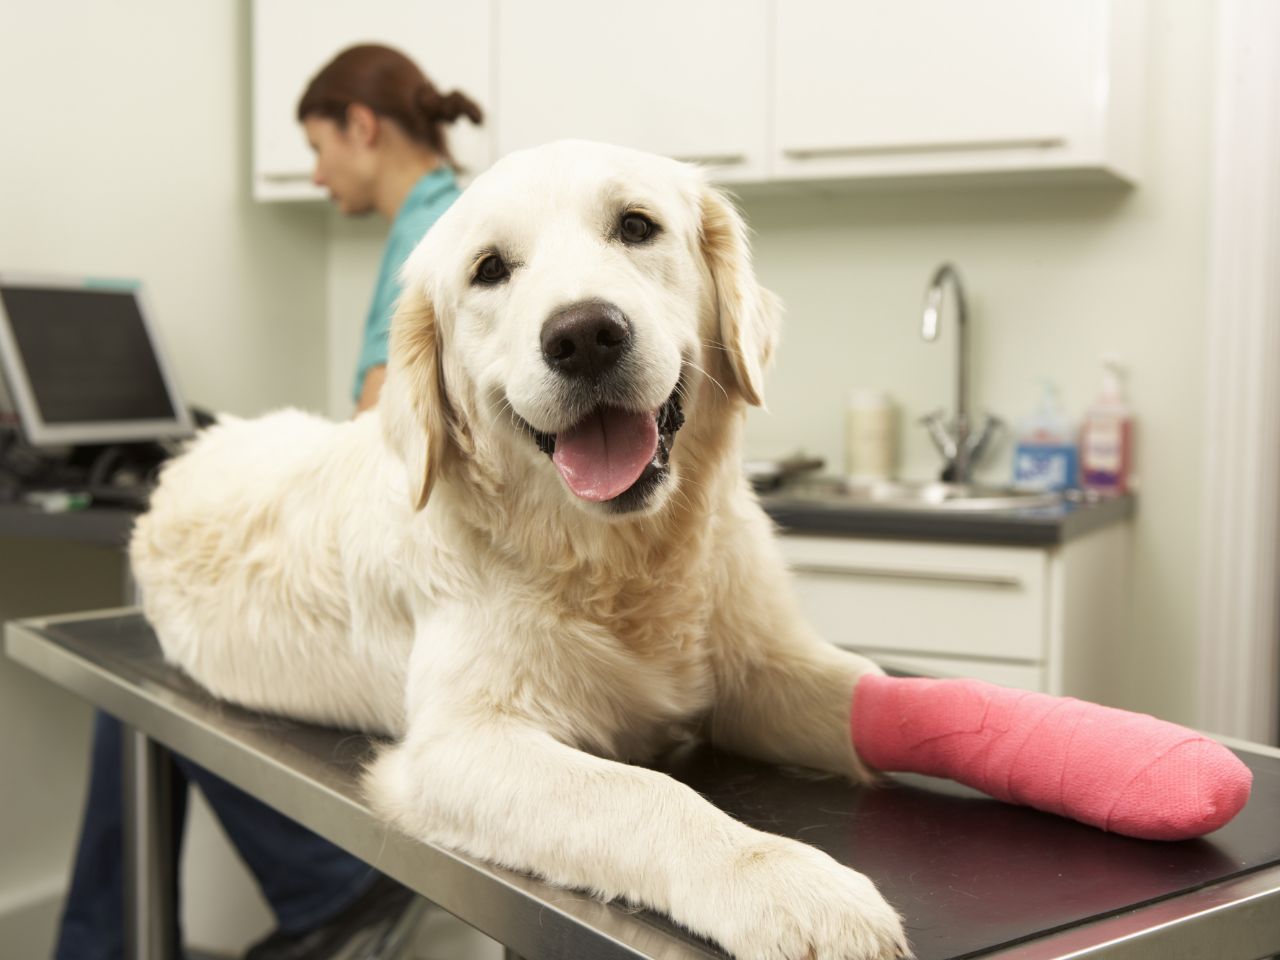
[130,140,910,960]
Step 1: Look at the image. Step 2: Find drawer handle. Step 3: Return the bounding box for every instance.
[782,136,1066,160]
[669,152,748,166]
[259,172,315,184]
[789,562,1022,589]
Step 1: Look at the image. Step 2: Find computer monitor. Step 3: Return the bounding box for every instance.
[0,273,194,447]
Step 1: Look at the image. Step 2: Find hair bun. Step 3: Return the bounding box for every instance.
[437,89,484,126]
[414,83,482,127]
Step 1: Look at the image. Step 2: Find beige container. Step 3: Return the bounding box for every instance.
[845,389,897,480]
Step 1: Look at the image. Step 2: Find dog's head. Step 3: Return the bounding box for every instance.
[381,140,779,520]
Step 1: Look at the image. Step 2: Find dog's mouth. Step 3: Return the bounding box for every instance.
[522,389,685,507]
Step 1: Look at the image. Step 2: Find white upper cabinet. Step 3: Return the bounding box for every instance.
[252,0,1147,200]
[252,1,493,201]
[493,0,771,184]
[772,0,1146,184]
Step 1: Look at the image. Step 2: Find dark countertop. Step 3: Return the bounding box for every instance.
[0,490,1136,553]
[761,489,1135,547]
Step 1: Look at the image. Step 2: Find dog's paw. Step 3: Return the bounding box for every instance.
[694,835,911,960]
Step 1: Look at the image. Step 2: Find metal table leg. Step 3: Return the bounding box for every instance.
[121,724,179,959]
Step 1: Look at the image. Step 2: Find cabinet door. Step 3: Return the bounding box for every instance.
[494,0,771,183]
[773,0,1137,182]
[252,0,493,201]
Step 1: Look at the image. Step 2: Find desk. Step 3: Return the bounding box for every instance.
[0,501,136,548]
[6,611,1280,960]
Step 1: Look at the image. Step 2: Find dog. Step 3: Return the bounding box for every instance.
[130,140,911,960]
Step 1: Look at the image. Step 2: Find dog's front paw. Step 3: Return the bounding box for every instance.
[691,835,910,960]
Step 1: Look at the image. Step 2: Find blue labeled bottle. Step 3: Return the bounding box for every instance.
[1012,382,1078,492]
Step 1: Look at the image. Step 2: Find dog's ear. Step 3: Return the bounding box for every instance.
[380,284,452,511]
[699,186,781,407]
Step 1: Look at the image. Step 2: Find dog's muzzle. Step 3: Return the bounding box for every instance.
[520,300,686,509]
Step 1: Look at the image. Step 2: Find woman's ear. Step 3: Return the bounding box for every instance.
[345,102,379,148]
[698,186,782,407]
[380,285,452,510]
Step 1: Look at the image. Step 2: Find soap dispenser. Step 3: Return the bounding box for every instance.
[1080,356,1134,495]
[1012,381,1078,492]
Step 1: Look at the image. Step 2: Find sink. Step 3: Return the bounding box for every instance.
[773,477,1064,512]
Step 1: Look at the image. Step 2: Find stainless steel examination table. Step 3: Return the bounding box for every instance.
[7,611,1280,960]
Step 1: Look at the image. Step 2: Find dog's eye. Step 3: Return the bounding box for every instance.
[473,254,510,286]
[619,212,659,245]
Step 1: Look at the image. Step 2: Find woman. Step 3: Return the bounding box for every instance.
[298,43,482,413]
[55,44,482,960]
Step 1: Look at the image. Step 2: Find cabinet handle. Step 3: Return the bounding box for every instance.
[782,137,1066,160]
[259,172,315,184]
[669,152,748,167]
[789,562,1022,589]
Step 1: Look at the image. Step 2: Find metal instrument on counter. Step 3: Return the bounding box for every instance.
[743,453,825,493]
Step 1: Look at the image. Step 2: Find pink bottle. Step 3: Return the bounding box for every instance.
[1080,358,1133,495]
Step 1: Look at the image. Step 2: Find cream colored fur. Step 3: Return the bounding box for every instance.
[130,141,909,960]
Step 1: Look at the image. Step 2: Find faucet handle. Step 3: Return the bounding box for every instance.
[964,413,1003,465]
[920,409,957,460]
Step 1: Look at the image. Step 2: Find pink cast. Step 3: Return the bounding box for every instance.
[851,674,1253,841]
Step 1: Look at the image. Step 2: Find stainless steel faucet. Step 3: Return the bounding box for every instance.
[919,263,1000,483]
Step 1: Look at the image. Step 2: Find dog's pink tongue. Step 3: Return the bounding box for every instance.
[552,407,658,502]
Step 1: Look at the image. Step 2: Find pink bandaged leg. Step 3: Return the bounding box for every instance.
[851,674,1252,840]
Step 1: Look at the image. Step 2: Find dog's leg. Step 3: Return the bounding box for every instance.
[363,622,908,960]
[716,625,1251,840]
[710,617,885,783]
[366,720,907,960]
[705,524,884,783]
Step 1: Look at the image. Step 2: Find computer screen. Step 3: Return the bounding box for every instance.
[0,274,194,446]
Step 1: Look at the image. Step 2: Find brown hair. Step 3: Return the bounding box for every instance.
[297,44,483,169]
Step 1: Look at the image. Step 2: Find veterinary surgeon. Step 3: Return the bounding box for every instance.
[301,43,481,412]
[54,44,480,960]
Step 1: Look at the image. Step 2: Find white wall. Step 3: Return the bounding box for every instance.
[738,0,1215,724]
[327,214,388,417]
[0,1,328,954]
[0,3,329,418]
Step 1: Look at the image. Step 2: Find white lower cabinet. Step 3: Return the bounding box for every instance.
[779,525,1130,697]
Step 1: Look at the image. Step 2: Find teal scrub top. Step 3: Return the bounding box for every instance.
[352,166,461,402]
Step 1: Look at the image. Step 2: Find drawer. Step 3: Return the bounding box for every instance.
[861,651,1047,693]
[780,535,1048,662]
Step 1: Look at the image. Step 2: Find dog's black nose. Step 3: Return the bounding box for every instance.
[541,301,632,379]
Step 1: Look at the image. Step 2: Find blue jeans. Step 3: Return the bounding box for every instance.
[55,712,380,960]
